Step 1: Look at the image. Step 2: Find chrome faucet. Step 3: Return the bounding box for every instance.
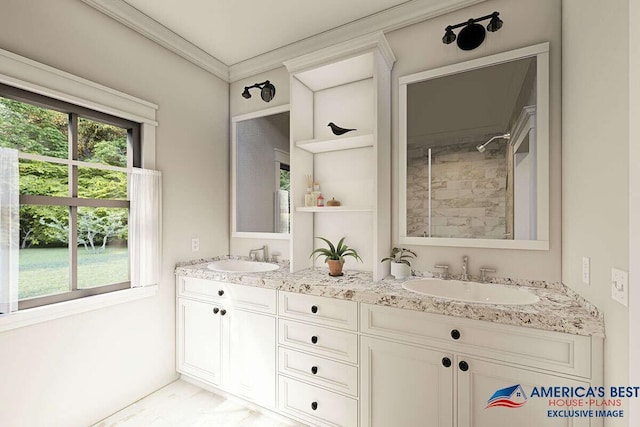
[249,245,269,262]
[461,256,469,281]
[434,264,450,279]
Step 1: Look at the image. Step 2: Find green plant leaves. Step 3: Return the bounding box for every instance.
[309,236,362,263]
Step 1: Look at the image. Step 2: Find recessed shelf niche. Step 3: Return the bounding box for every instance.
[285,32,395,281]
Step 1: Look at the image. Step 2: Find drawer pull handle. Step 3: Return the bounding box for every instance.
[218,289,224,296]
[441,357,451,368]
[459,361,469,372]
[311,401,318,411]
[311,366,318,375]
[311,305,318,314]
[311,336,318,344]
[450,329,461,340]
[220,309,227,316]
[213,307,219,314]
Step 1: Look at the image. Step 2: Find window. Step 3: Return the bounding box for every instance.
[0,83,141,309]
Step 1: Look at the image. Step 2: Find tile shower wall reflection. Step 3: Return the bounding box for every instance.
[407,140,508,239]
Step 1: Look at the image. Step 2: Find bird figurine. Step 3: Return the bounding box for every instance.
[327,122,356,136]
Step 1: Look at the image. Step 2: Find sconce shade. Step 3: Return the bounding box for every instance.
[487,13,503,32]
[457,22,486,51]
[242,88,251,99]
[442,26,456,44]
[260,81,276,102]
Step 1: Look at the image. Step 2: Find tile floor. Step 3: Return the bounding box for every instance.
[93,380,306,427]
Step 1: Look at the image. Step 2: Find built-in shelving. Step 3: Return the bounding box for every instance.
[285,32,395,281]
[296,133,373,154]
[295,132,373,154]
[296,206,374,213]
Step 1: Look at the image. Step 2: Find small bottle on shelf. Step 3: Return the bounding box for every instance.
[305,188,316,207]
[316,193,325,207]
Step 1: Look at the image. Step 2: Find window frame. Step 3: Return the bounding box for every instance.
[1,82,141,309]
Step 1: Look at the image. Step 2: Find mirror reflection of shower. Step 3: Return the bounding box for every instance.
[476,133,511,153]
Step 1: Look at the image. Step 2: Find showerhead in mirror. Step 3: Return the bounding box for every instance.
[476,133,511,152]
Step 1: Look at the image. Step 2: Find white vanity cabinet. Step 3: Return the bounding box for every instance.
[277,291,359,427]
[176,276,277,409]
[360,303,602,427]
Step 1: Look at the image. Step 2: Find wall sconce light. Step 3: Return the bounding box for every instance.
[241,80,276,102]
[442,11,503,51]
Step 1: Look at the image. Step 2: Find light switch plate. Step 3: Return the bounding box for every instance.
[582,257,590,284]
[191,238,200,252]
[611,268,628,306]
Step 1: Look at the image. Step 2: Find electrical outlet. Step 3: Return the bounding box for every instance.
[611,268,628,306]
[582,257,590,284]
[191,238,200,252]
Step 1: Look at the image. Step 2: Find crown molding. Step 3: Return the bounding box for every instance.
[80,0,229,82]
[229,0,485,81]
[283,32,396,75]
[81,0,486,83]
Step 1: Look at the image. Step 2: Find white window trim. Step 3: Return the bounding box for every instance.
[0,47,158,168]
[0,47,159,327]
[0,285,158,332]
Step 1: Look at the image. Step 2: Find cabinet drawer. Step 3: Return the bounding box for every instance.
[178,277,276,314]
[360,303,592,378]
[279,347,358,397]
[226,284,276,314]
[278,292,358,331]
[279,319,358,364]
[278,376,358,427]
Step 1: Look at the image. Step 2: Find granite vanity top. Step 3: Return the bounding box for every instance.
[175,257,605,338]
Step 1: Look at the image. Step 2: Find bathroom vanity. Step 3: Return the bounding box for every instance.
[175,259,604,427]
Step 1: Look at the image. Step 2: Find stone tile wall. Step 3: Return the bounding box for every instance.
[407,140,508,239]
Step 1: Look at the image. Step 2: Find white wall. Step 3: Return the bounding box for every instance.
[387,0,562,281]
[629,0,640,423]
[230,67,292,259]
[563,1,629,426]
[0,0,229,425]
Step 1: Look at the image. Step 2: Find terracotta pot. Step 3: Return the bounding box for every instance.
[326,259,344,276]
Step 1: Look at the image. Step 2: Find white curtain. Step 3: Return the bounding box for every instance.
[128,168,162,287]
[0,148,19,314]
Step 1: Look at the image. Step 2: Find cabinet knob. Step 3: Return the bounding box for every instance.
[441,357,452,368]
[311,366,318,375]
[459,361,469,372]
[311,401,318,411]
[450,329,461,340]
[311,305,318,314]
[218,290,224,296]
[213,307,219,314]
[220,309,227,316]
[311,336,318,344]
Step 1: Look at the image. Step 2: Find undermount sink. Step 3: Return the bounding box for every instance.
[402,278,540,305]
[207,259,279,273]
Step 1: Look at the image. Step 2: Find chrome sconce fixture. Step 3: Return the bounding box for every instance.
[241,80,276,102]
[442,11,503,51]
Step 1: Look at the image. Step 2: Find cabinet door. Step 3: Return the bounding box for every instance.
[360,336,454,427]
[177,298,223,385]
[228,308,276,408]
[457,357,593,427]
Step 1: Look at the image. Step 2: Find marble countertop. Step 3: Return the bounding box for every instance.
[175,257,605,338]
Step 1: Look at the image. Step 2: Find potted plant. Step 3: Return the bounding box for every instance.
[310,236,362,276]
[381,247,417,279]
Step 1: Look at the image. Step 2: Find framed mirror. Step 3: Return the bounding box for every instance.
[232,104,290,239]
[398,43,549,250]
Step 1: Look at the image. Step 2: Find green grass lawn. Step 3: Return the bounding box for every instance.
[19,246,129,300]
